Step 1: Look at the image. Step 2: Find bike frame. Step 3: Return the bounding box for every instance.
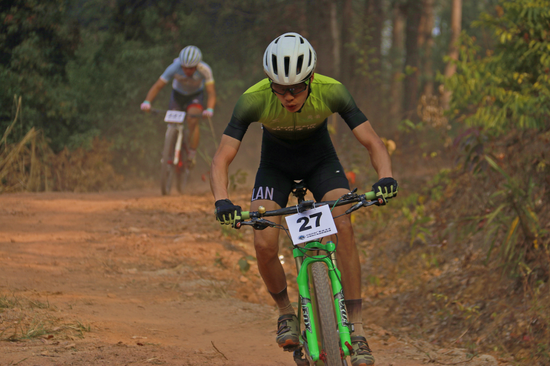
[169,122,187,167]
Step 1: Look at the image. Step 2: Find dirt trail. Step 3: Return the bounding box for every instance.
[0,188,498,366]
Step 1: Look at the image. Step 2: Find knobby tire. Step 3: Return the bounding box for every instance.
[311,261,343,366]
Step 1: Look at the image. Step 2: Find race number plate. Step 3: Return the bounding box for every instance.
[164,110,186,123]
[285,205,338,245]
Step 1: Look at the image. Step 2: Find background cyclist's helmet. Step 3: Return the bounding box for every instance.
[263,32,317,85]
[179,45,202,67]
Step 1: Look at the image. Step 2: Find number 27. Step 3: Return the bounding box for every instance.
[296,212,323,232]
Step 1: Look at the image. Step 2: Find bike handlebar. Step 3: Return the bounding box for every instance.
[149,108,203,119]
[239,190,381,223]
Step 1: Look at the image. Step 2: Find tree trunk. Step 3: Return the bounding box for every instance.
[389,2,405,125]
[441,0,462,109]
[419,0,435,97]
[307,0,335,76]
[341,0,356,92]
[364,0,384,124]
[331,1,340,80]
[330,1,340,149]
[403,0,422,121]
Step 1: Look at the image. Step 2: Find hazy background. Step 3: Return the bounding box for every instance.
[0,0,502,184]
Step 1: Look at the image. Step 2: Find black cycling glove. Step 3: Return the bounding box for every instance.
[214,199,242,226]
[372,177,399,205]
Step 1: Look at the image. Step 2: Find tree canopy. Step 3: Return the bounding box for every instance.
[446,0,550,133]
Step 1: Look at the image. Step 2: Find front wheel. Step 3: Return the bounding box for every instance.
[160,127,178,195]
[311,261,344,366]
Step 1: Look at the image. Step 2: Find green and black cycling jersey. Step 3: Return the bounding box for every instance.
[223,74,369,208]
[223,74,368,142]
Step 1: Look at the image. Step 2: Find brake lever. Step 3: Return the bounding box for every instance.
[345,196,382,214]
[253,219,276,230]
[345,200,365,214]
[235,219,276,231]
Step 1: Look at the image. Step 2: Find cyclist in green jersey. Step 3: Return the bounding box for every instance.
[210,32,398,366]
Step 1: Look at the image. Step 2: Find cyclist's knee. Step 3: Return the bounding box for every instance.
[335,215,353,232]
[254,237,279,260]
[187,118,199,130]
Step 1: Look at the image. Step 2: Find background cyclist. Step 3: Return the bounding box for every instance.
[210,32,397,366]
[140,45,216,166]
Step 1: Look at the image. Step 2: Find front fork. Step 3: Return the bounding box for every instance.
[293,242,352,362]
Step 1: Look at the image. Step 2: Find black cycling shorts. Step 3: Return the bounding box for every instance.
[168,89,205,111]
[251,125,350,208]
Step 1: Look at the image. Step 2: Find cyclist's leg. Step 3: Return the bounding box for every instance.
[186,103,202,151]
[171,91,203,163]
[250,199,286,296]
[250,177,291,307]
[251,169,299,349]
[251,199,300,348]
[320,188,361,299]
[184,93,204,152]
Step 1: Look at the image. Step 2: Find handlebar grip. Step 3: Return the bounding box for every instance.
[365,191,376,200]
[241,211,250,220]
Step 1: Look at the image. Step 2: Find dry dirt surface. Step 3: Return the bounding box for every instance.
[0,187,501,366]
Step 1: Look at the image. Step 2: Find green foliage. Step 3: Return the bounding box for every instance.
[399,169,453,247]
[0,0,82,150]
[445,0,550,133]
[453,127,490,173]
[237,255,255,274]
[481,155,547,276]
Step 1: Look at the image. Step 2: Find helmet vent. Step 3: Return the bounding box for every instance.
[296,55,304,74]
[272,55,278,75]
[284,57,290,77]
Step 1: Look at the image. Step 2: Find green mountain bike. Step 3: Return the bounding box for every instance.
[236,182,384,366]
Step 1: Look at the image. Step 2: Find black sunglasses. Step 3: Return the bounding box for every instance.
[271,80,310,96]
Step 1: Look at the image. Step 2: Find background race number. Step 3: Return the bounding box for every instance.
[164,110,186,123]
[285,205,338,245]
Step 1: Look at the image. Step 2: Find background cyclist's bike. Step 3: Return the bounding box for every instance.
[236,183,386,366]
[153,109,200,195]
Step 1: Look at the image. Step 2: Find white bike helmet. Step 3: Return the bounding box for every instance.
[263,32,316,85]
[179,45,202,67]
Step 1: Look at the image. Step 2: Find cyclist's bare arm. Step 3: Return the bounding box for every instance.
[204,82,216,110]
[352,121,393,179]
[210,134,241,201]
[145,78,168,103]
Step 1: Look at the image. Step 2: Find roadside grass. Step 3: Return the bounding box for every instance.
[0,294,91,341]
[1,96,123,193]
